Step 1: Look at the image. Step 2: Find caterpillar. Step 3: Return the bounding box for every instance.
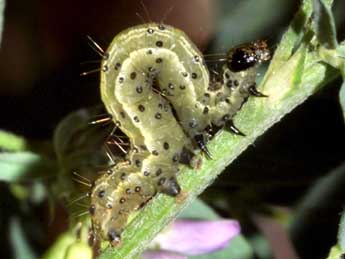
[88,22,270,246]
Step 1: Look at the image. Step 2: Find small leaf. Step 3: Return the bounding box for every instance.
[0,152,56,182]
[65,242,93,259]
[0,0,5,45]
[340,80,345,122]
[312,0,338,49]
[10,217,36,259]
[326,245,343,259]
[178,198,219,220]
[53,106,112,162]
[0,130,27,152]
[338,210,345,250]
[41,233,77,259]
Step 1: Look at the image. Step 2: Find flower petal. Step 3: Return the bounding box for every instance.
[154,219,240,255]
[141,250,187,259]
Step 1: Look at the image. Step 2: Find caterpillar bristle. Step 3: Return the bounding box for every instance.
[67,193,90,207]
[72,210,90,218]
[74,202,91,209]
[80,68,101,77]
[135,12,146,24]
[159,5,175,24]
[139,0,152,23]
[86,35,106,59]
[88,114,112,125]
[107,139,128,155]
[72,171,93,188]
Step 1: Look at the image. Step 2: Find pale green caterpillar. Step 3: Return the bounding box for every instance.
[89,23,270,246]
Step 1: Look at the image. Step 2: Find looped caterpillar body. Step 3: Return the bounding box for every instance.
[89,23,270,245]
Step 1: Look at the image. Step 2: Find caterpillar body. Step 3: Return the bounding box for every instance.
[89,23,270,245]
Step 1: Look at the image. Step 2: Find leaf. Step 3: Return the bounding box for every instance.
[337,44,345,122]
[318,42,345,123]
[290,162,345,258]
[0,130,27,152]
[41,221,92,259]
[338,210,345,250]
[312,0,338,49]
[214,0,294,47]
[340,79,345,121]
[325,245,343,259]
[10,218,36,259]
[41,233,78,259]
[178,198,219,220]
[0,152,56,182]
[325,207,345,259]
[0,0,4,45]
[53,106,113,163]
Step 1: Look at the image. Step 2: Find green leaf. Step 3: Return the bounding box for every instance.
[340,80,345,122]
[290,162,345,259]
[312,0,337,49]
[0,0,4,45]
[52,106,115,216]
[318,43,345,123]
[338,210,345,250]
[64,242,93,259]
[0,130,28,152]
[53,106,113,163]
[41,233,77,259]
[41,221,92,259]
[0,152,56,182]
[337,43,345,123]
[326,245,344,259]
[10,218,36,259]
[178,198,219,220]
[215,0,294,47]
[325,207,345,259]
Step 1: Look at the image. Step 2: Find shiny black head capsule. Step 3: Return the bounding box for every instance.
[227,40,270,72]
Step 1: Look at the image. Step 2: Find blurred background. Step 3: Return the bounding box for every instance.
[0,0,345,258]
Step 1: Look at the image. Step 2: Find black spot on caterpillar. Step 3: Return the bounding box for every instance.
[90,23,270,246]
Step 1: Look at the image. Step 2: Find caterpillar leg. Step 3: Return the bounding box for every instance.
[248,83,268,97]
[159,176,181,196]
[194,134,212,159]
[226,120,246,136]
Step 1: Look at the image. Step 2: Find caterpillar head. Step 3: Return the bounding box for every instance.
[226,40,270,72]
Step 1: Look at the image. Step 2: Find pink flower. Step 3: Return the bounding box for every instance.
[142,219,240,259]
